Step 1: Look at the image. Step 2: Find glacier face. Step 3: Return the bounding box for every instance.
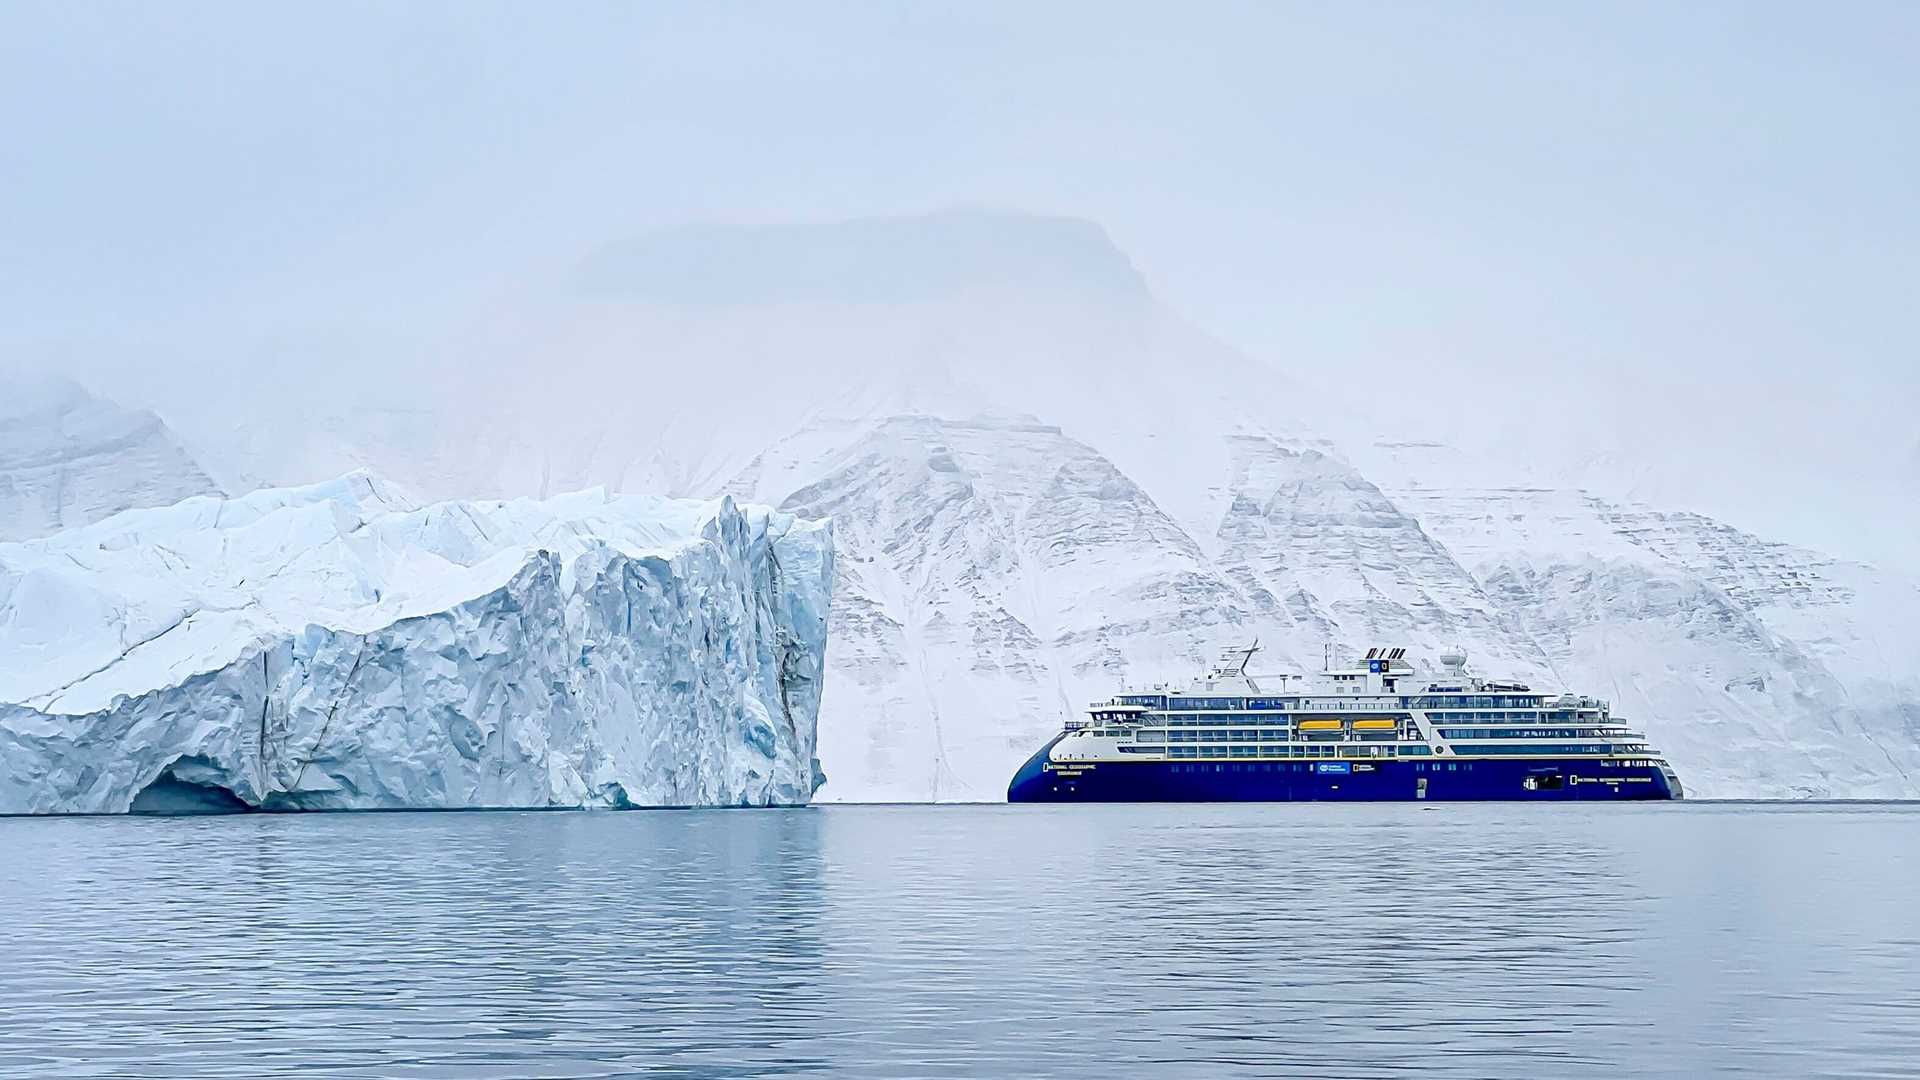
[0,372,221,542]
[0,473,832,813]
[42,211,1919,801]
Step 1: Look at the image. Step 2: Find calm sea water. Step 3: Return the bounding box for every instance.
[1,802,1916,1079]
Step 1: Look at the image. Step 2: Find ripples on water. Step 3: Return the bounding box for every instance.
[1,803,1916,1078]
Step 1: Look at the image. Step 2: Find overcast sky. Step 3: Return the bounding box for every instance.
[4,2,1917,555]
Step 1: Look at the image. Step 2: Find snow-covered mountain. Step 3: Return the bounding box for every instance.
[0,372,220,541]
[741,409,1919,799]
[725,414,1253,800]
[0,474,832,813]
[1365,443,1920,798]
[37,209,1919,800]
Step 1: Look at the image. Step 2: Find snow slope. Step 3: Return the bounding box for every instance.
[0,372,220,541]
[0,473,832,813]
[1367,441,1920,798]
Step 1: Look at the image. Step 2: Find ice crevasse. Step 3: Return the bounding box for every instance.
[0,472,833,813]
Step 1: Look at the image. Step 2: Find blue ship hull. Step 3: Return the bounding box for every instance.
[1007,737,1679,802]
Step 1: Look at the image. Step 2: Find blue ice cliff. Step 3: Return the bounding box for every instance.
[0,472,832,812]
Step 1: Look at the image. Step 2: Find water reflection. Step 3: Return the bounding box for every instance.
[0,803,1915,1078]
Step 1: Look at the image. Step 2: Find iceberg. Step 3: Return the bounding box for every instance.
[0,472,833,813]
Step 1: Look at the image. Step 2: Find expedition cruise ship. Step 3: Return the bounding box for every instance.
[1007,646,1683,802]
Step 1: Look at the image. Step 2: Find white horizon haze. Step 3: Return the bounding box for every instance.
[4,2,1917,567]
